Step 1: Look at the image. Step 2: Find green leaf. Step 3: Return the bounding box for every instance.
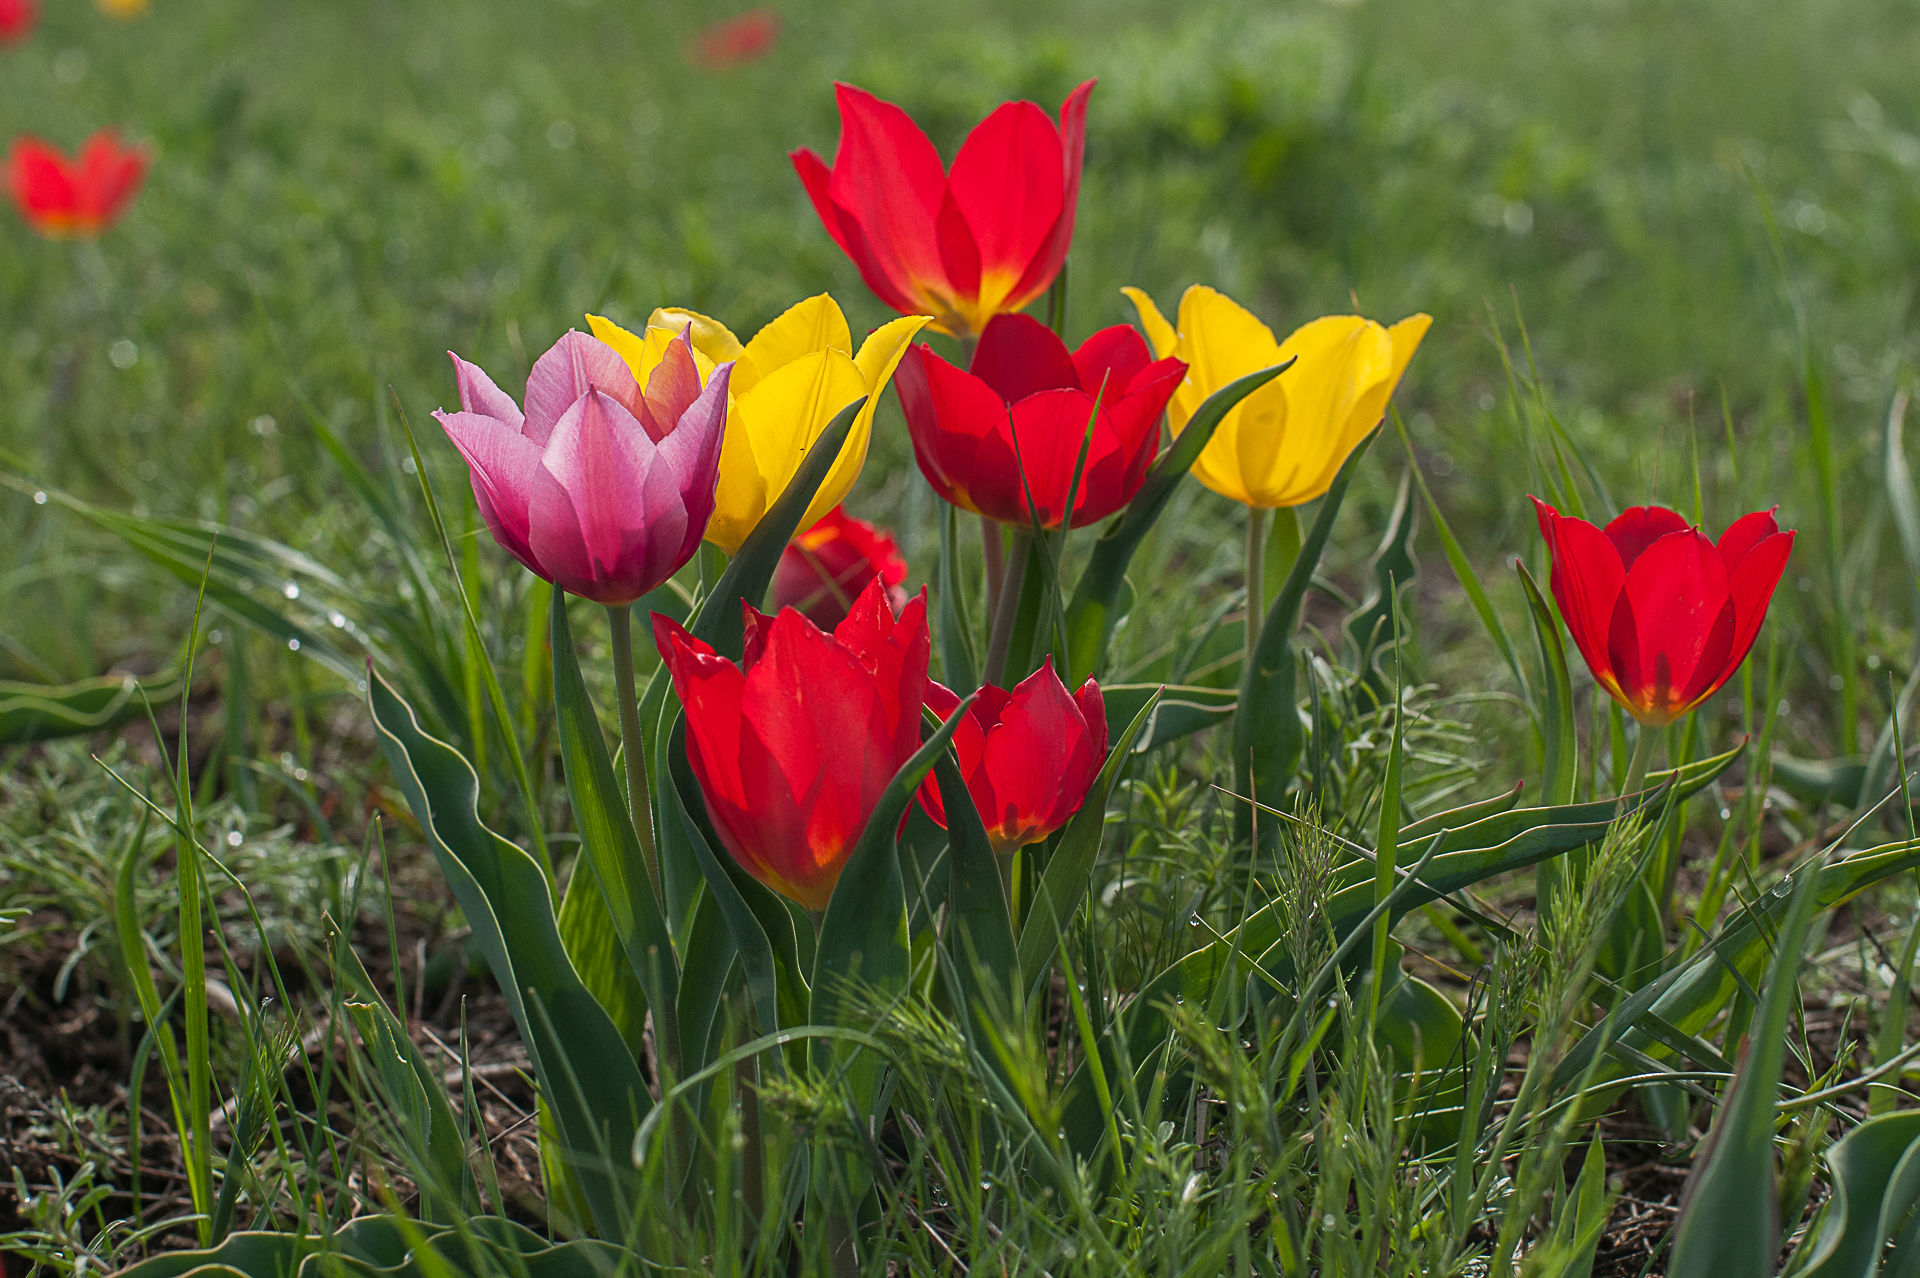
[673,889,739,1082]
[1233,429,1377,846]
[0,669,183,743]
[935,501,978,692]
[1099,682,1234,751]
[367,668,648,1237]
[554,865,649,1062]
[1797,1110,1920,1278]
[549,594,681,1072]
[1668,855,1819,1278]
[1064,361,1292,683]
[1516,561,1577,806]
[1017,688,1161,991]
[938,751,1017,1028]
[690,396,865,660]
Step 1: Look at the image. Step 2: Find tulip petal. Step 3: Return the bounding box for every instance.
[1605,505,1692,570]
[1537,502,1628,691]
[791,145,857,259]
[913,678,966,829]
[1716,508,1781,571]
[971,312,1079,403]
[586,314,717,395]
[739,294,854,388]
[1003,80,1096,314]
[528,391,686,605]
[1072,674,1109,758]
[640,330,707,443]
[433,410,544,574]
[946,98,1065,312]
[1072,324,1153,398]
[1724,529,1794,680]
[449,353,525,430]
[1676,597,1738,710]
[709,349,871,555]
[1617,528,1731,712]
[825,83,956,313]
[1007,389,1106,527]
[1121,286,1179,361]
[524,330,643,447]
[655,362,732,567]
[896,344,1006,520]
[1254,317,1387,506]
[976,659,1095,849]
[647,306,745,365]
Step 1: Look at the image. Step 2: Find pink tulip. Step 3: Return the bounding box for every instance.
[433,329,731,605]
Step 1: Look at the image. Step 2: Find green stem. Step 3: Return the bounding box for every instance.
[607,605,660,901]
[1245,505,1268,677]
[982,528,1031,688]
[1620,721,1656,807]
[980,515,1005,635]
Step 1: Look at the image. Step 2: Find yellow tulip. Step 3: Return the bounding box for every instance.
[95,0,147,15]
[588,296,928,555]
[1123,285,1430,510]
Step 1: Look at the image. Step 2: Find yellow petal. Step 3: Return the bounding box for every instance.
[705,350,871,555]
[1121,287,1177,361]
[647,306,743,365]
[737,294,853,398]
[1171,285,1283,440]
[586,314,718,389]
[1257,317,1390,507]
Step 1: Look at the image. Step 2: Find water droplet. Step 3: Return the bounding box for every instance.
[1188,911,1202,928]
[288,638,301,651]
[226,831,243,848]
[283,582,301,600]
[329,611,347,628]
[32,491,46,505]
[1719,808,1732,820]
[1322,1213,1336,1229]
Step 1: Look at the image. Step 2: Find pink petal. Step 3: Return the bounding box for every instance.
[433,409,544,575]
[449,353,525,430]
[523,330,642,447]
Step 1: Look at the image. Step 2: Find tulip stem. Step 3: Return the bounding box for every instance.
[607,604,661,900]
[981,515,1006,633]
[1245,506,1269,675]
[1621,723,1656,809]
[983,529,1031,687]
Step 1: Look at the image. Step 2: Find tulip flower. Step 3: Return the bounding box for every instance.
[688,8,779,70]
[655,578,931,913]
[1531,498,1794,729]
[432,328,731,606]
[791,80,1095,339]
[916,659,1107,855]
[5,132,149,237]
[894,312,1185,529]
[0,0,37,44]
[589,295,927,556]
[95,0,146,15]
[1124,286,1430,511]
[771,505,909,630]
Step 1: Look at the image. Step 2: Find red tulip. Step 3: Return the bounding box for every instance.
[770,505,908,630]
[916,658,1107,854]
[655,578,931,912]
[894,312,1184,528]
[0,0,37,44]
[688,8,779,70]
[1531,498,1794,727]
[5,131,148,237]
[791,79,1095,339]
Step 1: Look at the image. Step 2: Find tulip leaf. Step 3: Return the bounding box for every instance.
[673,889,740,1084]
[366,667,647,1238]
[0,668,183,743]
[1796,1110,1920,1278]
[110,1214,626,1278]
[549,593,681,1071]
[1341,469,1418,705]
[935,501,978,692]
[1667,855,1817,1278]
[1063,361,1293,684]
[1017,687,1162,994]
[1233,429,1377,847]
[691,395,865,660]
[812,694,976,1066]
[553,862,650,1062]
[1100,682,1236,751]
[1516,560,1578,806]
[938,752,1018,1028]
[665,718,798,1048]
[1399,782,1526,845]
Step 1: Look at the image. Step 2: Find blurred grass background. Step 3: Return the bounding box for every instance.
[2,0,1916,762]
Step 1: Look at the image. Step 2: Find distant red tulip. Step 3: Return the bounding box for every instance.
[791,79,1095,338]
[5,131,148,237]
[916,658,1107,854]
[895,311,1184,529]
[689,8,779,70]
[1531,498,1794,727]
[0,0,37,44]
[655,578,931,912]
[770,505,909,630]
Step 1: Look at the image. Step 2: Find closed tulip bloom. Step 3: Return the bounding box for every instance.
[916,658,1107,854]
[432,328,731,606]
[0,0,37,44]
[771,505,909,630]
[589,295,927,555]
[655,578,931,912]
[1125,285,1430,510]
[6,131,149,237]
[895,312,1185,528]
[1531,498,1794,727]
[791,80,1095,339]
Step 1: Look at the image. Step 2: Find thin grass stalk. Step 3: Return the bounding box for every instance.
[607,604,661,901]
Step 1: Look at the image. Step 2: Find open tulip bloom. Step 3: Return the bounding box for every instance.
[1531,498,1794,729]
[432,328,730,606]
[771,505,909,630]
[589,295,927,555]
[792,80,1094,339]
[896,312,1185,529]
[6,131,149,237]
[655,578,931,913]
[916,658,1107,855]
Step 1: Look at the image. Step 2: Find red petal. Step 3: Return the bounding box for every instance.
[971,312,1078,403]
[935,187,981,307]
[974,659,1099,849]
[1675,598,1738,710]
[1001,80,1096,313]
[791,147,855,257]
[1007,389,1107,528]
[1541,507,1627,691]
[654,612,751,827]
[1530,495,1558,546]
[897,344,1017,520]
[825,83,954,311]
[913,679,967,829]
[1722,529,1794,686]
[1072,325,1152,397]
[1715,508,1781,571]
[1604,505,1690,570]
[1073,675,1109,761]
[1616,528,1731,714]
[946,99,1064,289]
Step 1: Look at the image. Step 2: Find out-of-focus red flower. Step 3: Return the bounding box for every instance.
[895,311,1184,529]
[1531,498,1794,727]
[5,131,149,237]
[655,578,931,912]
[915,658,1107,855]
[689,8,779,70]
[791,79,1095,338]
[770,505,909,630]
[0,0,38,45]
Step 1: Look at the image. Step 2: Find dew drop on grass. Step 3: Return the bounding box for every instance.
[329,611,347,628]
[226,831,243,848]
[284,582,301,599]
[32,492,45,505]
[1322,1213,1336,1229]
[1720,808,1732,820]
[288,639,301,651]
